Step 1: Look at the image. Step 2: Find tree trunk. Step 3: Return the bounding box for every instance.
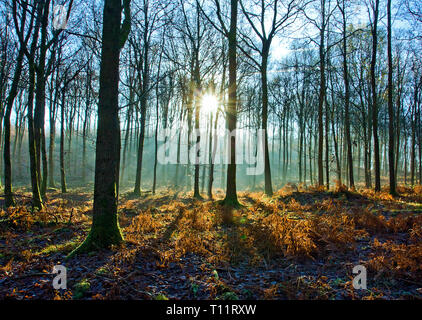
[72,0,130,254]
[341,0,354,189]
[387,0,396,195]
[223,0,239,208]
[318,3,326,187]
[370,0,381,192]
[261,49,273,196]
[60,91,67,193]
[3,49,25,207]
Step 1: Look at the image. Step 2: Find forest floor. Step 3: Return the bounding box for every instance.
[1,183,422,300]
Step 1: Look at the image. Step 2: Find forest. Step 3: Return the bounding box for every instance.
[0,0,422,301]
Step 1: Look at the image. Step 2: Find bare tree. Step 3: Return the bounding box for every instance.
[238,0,303,195]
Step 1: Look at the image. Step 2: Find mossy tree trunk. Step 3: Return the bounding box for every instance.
[71,0,131,255]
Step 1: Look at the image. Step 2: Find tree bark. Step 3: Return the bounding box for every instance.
[370,0,381,192]
[387,0,396,195]
[223,0,239,208]
[71,0,131,254]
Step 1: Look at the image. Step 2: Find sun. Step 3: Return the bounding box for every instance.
[201,93,219,113]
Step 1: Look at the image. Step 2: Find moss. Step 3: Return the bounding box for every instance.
[241,289,254,299]
[5,193,16,208]
[193,193,204,200]
[73,279,91,299]
[95,267,109,276]
[67,213,124,258]
[190,282,199,297]
[154,294,169,300]
[217,291,239,300]
[38,239,79,256]
[219,197,242,208]
[331,278,346,287]
[53,227,72,234]
[238,217,247,224]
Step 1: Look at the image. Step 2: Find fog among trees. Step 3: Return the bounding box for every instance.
[1,0,422,301]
